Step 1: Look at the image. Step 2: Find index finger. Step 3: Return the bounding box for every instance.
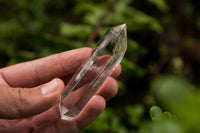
[1,48,92,87]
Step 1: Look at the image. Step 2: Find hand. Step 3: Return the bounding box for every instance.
[0,48,121,133]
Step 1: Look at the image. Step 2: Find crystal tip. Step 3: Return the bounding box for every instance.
[119,24,126,28]
[116,24,126,30]
[111,24,127,34]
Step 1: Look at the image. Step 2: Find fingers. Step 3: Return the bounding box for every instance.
[0,119,32,133]
[56,95,105,133]
[33,95,105,133]
[0,48,120,88]
[110,65,121,78]
[96,77,118,101]
[1,48,92,87]
[0,78,64,119]
[74,95,105,130]
[32,77,119,132]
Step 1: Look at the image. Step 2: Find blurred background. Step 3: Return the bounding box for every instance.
[0,0,200,132]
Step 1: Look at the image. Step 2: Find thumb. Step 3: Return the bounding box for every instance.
[0,78,64,119]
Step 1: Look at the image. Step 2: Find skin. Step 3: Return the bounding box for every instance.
[0,48,121,133]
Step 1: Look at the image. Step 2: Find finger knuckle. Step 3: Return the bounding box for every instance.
[15,88,31,117]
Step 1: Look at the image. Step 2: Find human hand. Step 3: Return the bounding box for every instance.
[0,48,121,133]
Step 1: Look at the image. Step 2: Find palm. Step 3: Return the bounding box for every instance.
[0,48,120,133]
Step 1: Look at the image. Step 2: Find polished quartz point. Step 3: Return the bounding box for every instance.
[59,24,127,120]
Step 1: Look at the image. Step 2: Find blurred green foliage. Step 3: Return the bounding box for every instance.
[1,0,200,132]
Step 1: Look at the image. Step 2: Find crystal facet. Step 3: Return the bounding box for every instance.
[59,24,127,120]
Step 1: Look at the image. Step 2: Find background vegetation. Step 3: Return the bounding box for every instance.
[0,0,200,132]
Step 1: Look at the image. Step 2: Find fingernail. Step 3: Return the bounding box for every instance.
[41,79,58,95]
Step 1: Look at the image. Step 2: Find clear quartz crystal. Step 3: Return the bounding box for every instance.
[59,24,127,120]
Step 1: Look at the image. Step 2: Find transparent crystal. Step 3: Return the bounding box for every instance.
[59,24,127,120]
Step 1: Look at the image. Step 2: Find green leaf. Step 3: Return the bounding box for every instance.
[162,112,176,120]
[152,75,191,109]
[150,106,163,122]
